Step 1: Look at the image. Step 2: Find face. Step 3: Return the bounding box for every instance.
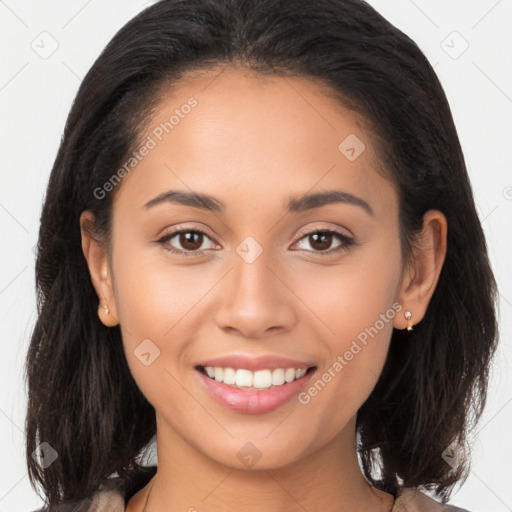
[90,67,409,470]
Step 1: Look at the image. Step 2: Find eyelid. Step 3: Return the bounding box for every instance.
[158,223,219,243]
[293,223,353,242]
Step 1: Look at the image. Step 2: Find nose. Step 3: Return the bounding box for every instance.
[214,247,297,339]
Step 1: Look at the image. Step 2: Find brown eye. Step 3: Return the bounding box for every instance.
[293,229,355,256]
[179,231,204,251]
[307,232,334,251]
[157,228,218,256]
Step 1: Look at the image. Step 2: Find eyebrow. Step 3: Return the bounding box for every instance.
[143,189,374,216]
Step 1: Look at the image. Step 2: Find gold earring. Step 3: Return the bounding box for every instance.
[404,310,413,331]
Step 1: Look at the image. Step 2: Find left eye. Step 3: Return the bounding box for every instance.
[293,230,354,255]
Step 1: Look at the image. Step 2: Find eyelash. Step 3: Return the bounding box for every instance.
[157,227,355,257]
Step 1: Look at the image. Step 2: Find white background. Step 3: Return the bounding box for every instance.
[1,1,511,511]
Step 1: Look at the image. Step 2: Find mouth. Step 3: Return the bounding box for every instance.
[195,365,317,390]
[194,363,318,414]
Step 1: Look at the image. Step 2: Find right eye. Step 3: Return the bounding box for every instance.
[157,228,219,256]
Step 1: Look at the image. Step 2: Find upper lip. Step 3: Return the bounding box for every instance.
[196,354,316,372]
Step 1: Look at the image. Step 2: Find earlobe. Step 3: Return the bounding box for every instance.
[394,210,448,331]
[79,210,120,327]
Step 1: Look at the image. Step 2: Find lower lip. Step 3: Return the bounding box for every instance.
[196,368,316,414]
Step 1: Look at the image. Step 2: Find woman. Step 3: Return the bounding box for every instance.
[26,0,498,510]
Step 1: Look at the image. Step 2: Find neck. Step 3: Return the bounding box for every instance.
[134,415,394,512]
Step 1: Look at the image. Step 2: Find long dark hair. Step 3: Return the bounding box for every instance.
[25,0,499,507]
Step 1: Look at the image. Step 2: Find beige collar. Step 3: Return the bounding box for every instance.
[81,480,469,512]
[393,488,469,511]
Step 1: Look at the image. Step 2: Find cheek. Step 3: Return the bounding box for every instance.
[110,247,207,401]
[294,231,402,350]
[290,236,402,434]
[112,241,210,342]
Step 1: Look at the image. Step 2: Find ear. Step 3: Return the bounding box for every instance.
[79,210,119,327]
[393,210,448,330]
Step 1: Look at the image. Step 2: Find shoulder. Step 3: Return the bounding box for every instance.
[30,478,126,512]
[393,488,472,512]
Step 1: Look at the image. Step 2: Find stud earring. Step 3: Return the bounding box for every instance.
[102,304,109,315]
[404,310,413,331]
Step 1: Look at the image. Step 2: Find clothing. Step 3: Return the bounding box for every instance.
[32,477,471,512]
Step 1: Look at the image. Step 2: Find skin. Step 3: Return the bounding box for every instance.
[80,66,447,512]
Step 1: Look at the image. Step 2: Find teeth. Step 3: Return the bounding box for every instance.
[202,366,310,389]
[296,368,307,379]
[223,367,236,385]
[271,368,285,386]
[214,367,223,382]
[235,369,253,388]
[253,370,272,389]
[284,368,296,383]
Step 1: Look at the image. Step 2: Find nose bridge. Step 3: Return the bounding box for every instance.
[233,236,274,296]
[214,236,296,337]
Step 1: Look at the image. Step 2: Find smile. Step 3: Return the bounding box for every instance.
[195,364,317,414]
[200,366,312,389]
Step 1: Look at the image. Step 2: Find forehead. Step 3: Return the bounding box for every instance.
[113,67,397,217]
